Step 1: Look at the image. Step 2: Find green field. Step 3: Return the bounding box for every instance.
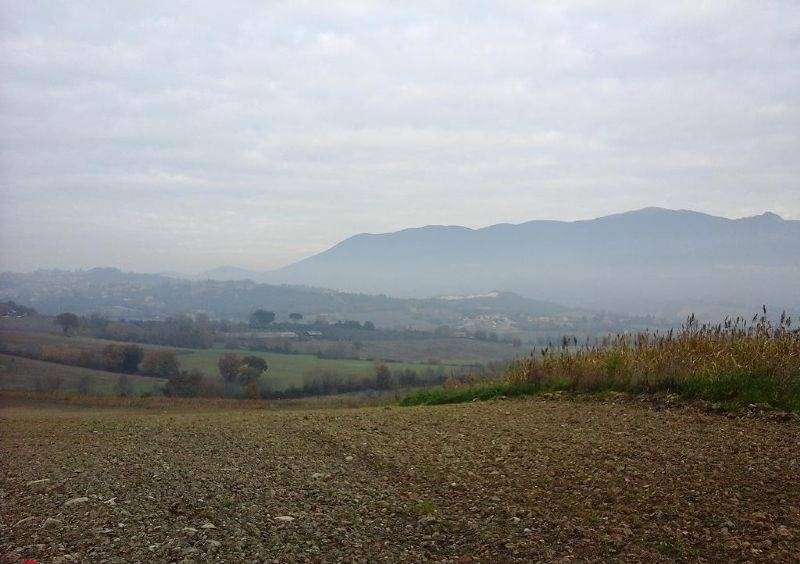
[0,353,165,395]
[0,328,457,393]
[292,337,523,364]
[176,347,453,390]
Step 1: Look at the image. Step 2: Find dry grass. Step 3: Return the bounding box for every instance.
[406,311,800,410]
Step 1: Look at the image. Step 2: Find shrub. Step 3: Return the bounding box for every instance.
[103,344,144,373]
[374,361,393,390]
[164,369,204,397]
[140,350,180,378]
[42,345,85,365]
[218,353,242,382]
[54,312,79,335]
[239,356,268,383]
[397,368,420,387]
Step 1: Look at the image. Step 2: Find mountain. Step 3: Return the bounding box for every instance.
[265,208,800,313]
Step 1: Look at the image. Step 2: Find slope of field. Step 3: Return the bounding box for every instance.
[292,337,522,364]
[0,354,165,395]
[0,329,455,392]
[1,397,798,562]
[177,348,452,389]
[0,329,178,358]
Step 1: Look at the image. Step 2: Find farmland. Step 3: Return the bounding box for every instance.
[292,337,521,364]
[0,354,165,396]
[2,395,798,562]
[176,348,455,390]
[0,326,462,395]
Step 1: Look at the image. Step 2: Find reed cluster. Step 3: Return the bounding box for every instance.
[505,310,800,410]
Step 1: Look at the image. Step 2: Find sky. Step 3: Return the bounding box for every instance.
[1,1,799,274]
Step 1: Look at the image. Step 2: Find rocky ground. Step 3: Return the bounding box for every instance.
[1,396,799,562]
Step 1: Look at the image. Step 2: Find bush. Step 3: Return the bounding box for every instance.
[164,369,204,397]
[374,361,393,390]
[54,312,79,335]
[103,344,144,373]
[397,368,420,387]
[140,350,180,378]
[218,353,242,382]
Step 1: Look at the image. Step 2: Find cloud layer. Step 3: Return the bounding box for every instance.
[1,1,799,272]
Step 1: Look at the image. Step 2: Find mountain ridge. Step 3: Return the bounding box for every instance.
[262,207,800,312]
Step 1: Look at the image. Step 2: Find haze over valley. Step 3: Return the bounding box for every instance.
[2,3,800,562]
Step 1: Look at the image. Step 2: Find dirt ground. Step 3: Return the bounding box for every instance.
[1,396,799,562]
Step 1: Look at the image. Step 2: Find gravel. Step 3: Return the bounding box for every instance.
[1,397,799,562]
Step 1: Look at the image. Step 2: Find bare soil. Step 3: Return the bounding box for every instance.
[1,396,799,562]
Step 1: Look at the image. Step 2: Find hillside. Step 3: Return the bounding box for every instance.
[0,269,573,329]
[266,208,800,314]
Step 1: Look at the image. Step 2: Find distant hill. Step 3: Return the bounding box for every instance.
[263,208,800,313]
[0,269,570,329]
[199,266,268,282]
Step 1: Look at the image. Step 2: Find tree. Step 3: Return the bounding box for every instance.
[218,354,267,384]
[55,312,79,335]
[398,368,419,387]
[239,355,268,383]
[141,350,180,378]
[289,313,303,321]
[373,360,393,390]
[218,353,242,383]
[363,321,375,331]
[116,374,133,397]
[245,379,261,400]
[249,309,276,328]
[164,370,204,397]
[103,344,144,373]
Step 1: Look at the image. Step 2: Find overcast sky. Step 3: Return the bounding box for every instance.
[1,1,798,273]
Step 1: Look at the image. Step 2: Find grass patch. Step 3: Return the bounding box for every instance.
[409,500,437,516]
[400,312,800,412]
[399,380,555,406]
[177,347,450,390]
[0,353,165,396]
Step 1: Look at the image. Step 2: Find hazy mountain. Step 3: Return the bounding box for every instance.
[265,208,800,314]
[199,266,270,282]
[0,269,571,329]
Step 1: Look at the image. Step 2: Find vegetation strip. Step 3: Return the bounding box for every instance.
[402,313,800,411]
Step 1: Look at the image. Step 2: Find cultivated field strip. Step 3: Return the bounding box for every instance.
[1,398,799,562]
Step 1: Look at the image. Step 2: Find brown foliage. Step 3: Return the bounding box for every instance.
[140,350,180,378]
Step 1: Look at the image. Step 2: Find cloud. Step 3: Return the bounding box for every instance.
[1,0,799,272]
